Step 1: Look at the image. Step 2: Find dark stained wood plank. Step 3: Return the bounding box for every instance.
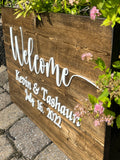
[2,8,35,31]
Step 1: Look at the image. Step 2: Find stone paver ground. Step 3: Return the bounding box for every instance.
[0,65,70,160]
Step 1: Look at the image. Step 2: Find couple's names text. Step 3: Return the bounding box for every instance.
[16,70,81,128]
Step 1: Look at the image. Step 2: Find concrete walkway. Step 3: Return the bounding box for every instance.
[0,65,70,160]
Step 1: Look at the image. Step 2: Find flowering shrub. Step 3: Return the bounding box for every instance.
[74,54,120,128]
[1,0,120,27]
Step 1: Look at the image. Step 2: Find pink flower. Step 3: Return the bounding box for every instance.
[69,0,74,5]
[90,6,101,20]
[94,102,104,114]
[75,1,79,5]
[74,104,87,118]
[74,111,80,118]
[81,53,93,61]
[105,116,114,126]
[94,119,100,126]
[111,73,114,79]
[100,117,105,123]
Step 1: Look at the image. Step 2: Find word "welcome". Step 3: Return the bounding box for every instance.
[10,27,97,88]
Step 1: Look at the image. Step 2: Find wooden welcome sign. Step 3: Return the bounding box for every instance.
[2,8,113,160]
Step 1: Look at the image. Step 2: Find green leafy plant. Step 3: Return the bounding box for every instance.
[74,55,120,128]
[91,0,120,28]
[14,0,90,21]
[2,0,120,27]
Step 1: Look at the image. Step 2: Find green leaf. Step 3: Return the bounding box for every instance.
[88,94,97,105]
[102,97,111,108]
[17,0,25,4]
[111,14,116,22]
[118,7,120,14]
[101,18,111,26]
[15,12,24,19]
[105,2,112,9]
[116,72,120,77]
[79,118,82,122]
[95,57,106,71]
[101,9,107,17]
[112,61,120,69]
[107,99,111,108]
[116,17,120,24]
[115,97,120,105]
[104,109,115,117]
[106,68,110,73]
[116,115,120,129]
[97,2,104,9]
[111,21,116,28]
[37,14,41,21]
[98,88,109,101]
[14,10,21,15]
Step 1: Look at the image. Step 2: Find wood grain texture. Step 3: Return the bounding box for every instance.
[2,8,113,160]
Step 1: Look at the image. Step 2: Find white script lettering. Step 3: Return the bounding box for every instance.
[41,87,80,127]
[10,27,97,88]
[16,70,32,90]
[25,89,35,107]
